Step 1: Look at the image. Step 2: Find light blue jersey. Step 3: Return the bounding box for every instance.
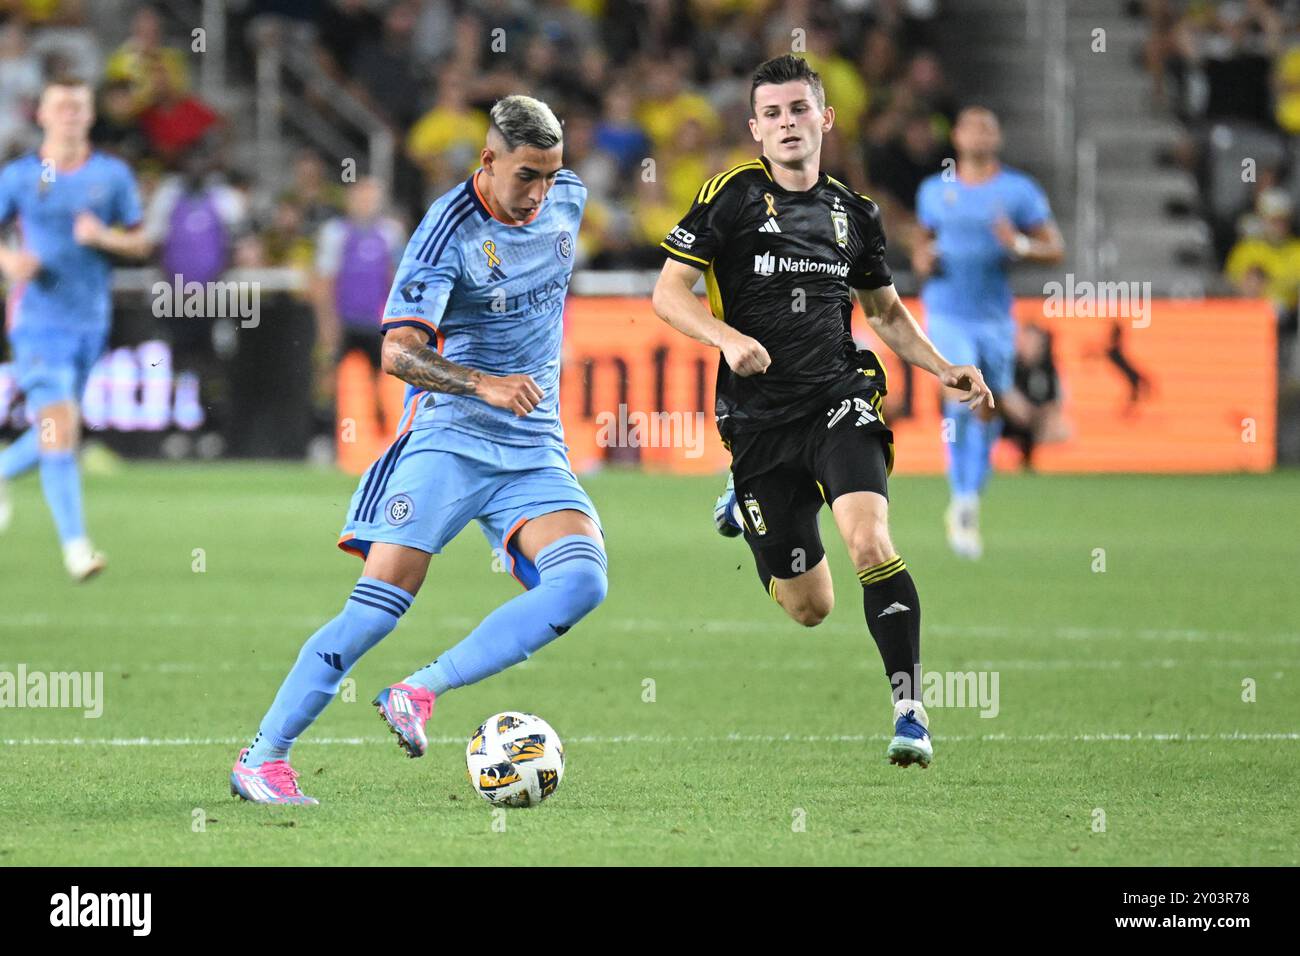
[338,168,600,576]
[380,169,586,450]
[0,151,142,336]
[915,166,1051,324]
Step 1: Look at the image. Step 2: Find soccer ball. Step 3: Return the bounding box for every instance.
[466,711,565,807]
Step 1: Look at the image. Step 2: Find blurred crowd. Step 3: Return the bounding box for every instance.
[0,0,963,324]
[296,0,951,270]
[1143,0,1300,351]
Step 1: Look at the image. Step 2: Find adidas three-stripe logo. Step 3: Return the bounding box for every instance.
[239,775,279,801]
[758,217,781,233]
[317,652,344,671]
[387,688,414,715]
[878,602,911,617]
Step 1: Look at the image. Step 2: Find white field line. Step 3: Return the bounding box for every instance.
[2,732,1298,747]
[1,613,1299,646]
[0,658,1292,674]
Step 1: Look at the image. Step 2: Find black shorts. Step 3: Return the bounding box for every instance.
[726,384,894,580]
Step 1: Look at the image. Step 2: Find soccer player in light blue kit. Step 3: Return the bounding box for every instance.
[0,78,149,580]
[231,96,606,805]
[914,107,1064,558]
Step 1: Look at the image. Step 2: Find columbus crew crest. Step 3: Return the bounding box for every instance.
[830,198,849,248]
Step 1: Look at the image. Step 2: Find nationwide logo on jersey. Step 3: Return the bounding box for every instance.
[831,205,849,247]
[482,239,507,282]
[753,251,848,278]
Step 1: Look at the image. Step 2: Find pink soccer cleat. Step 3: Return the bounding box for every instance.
[229,749,320,805]
[373,682,437,758]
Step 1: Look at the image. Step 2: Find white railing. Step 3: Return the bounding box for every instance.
[1075,137,1099,282]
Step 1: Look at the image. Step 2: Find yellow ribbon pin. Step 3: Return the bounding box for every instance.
[483,240,501,268]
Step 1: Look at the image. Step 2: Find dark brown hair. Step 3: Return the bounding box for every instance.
[750,55,825,114]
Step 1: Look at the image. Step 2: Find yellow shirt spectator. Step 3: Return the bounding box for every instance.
[803,52,869,145]
[104,46,191,112]
[638,93,720,151]
[407,107,489,177]
[1225,236,1300,309]
[1275,46,1300,135]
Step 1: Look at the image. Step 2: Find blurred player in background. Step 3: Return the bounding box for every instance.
[653,56,992,769]
[999,322,1070,469]
[231,96,606,805]
[312,175,406,450]
[0,77,149,580]
[913,106,1064,558]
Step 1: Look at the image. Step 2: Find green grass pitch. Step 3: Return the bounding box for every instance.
[1,462,1297,865]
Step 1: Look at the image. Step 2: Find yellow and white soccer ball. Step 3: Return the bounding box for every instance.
[466,711,565,807]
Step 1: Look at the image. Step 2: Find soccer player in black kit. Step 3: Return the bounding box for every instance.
[651,56,993,768]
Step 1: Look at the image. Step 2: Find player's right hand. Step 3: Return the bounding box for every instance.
[0,249,41,283]
[721,330,771,376]
[477,373,544,417]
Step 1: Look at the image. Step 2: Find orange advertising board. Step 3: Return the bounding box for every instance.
[558,297,1277,475]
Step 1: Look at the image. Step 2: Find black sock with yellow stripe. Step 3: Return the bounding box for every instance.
[858,556,921,702]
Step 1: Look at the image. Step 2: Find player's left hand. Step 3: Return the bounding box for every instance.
[73,211,106,247]
[941,364,995,410]
[991,216,1022,253]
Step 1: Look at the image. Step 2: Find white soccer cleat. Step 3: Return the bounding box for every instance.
[63,537,107,582]
[944,497,983,560]
[887,697,933,768]
[0,477,11,534]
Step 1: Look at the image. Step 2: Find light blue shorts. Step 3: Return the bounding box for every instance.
[925,317,1015,396]
[11,324,108,416]
[337,426,601,589]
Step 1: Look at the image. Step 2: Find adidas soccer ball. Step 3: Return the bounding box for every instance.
[466,712,565,807]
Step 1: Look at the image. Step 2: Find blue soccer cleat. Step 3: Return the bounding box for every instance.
[887,699,933,768]
[713,472,743,537]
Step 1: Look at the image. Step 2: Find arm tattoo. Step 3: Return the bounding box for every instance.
[389,340,481,396]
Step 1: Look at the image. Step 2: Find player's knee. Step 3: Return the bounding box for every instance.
[548,555,608,619]
[847,524,894,570]
[782,587,833,627]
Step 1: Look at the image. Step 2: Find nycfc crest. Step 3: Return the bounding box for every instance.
[555,230,573,261]
[385,494,415,526]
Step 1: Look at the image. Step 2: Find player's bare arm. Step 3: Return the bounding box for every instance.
[0,246,42,282]
[855,283,994,409]
[651,258,771,376]
[72,212,153,259]
[992,216,1065,266]
[381,325,543,416]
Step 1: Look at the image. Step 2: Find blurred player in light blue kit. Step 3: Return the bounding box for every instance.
[0,78,150,580]
[231,95,606,805]
[914,107,1064,558]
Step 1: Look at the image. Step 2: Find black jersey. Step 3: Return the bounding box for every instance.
[660,155,893,436]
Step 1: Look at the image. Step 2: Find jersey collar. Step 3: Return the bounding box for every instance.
[466,169,542,227]
[757,154,828,194]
